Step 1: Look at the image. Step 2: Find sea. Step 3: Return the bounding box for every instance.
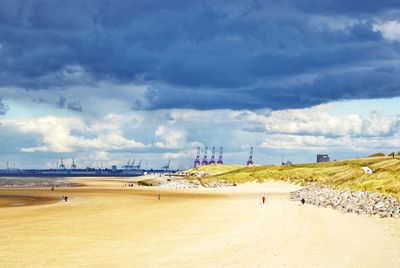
[0,177,81,188]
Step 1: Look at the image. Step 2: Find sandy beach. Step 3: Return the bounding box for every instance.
[0,178,399,268]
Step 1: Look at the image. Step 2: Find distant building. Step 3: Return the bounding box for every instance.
[317,154,330,163]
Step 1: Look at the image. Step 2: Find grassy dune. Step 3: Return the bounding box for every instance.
[189,157,400,200]
[186,164,244,175]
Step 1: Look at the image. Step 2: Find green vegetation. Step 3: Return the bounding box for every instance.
[368,152,385,157]
[188,157,400,200]
[137,180,152,186]
[186,164,244,176]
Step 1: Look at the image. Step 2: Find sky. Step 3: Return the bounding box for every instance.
[0,0,400,169]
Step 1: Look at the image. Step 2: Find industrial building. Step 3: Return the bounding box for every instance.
[317,154,330,163]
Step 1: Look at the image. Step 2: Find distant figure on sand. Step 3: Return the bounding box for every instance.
[262,196,265,204]
[64,196,68,202]
[301,198,305,205]
[158,194,161,200]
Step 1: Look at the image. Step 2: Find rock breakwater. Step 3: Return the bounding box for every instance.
[290,184,400,218]
[157,179,236,189]
[203,180,236,188]
[158,179,200,189]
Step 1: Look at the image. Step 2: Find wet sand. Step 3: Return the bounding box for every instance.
[0,195,58,207]
[0,178,399,267]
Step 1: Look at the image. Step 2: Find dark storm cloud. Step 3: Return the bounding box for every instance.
[55,96,66,109]
[66,101,83,112]
[0,97,8,115]
[55,96,83,112]
[0,0,400,110]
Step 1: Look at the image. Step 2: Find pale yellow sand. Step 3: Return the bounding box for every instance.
[0,179,399,268]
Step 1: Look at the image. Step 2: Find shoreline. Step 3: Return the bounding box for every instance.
[0,177,85,188]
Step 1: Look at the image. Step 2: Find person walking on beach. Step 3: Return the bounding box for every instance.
[301,198,305,205]
[158,194,161,200]
[262,196,265,204]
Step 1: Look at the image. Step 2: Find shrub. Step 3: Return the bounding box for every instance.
[368,153,385,157]
[137,180,152,186]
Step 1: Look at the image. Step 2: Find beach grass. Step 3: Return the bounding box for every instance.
[188,156,400,200]
[186,164,244,175]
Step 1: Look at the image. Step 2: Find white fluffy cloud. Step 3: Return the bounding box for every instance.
[239,105,400,138]
[373,20,400,42]
[154,125,187,149]
[1,98,400,168]
[260,135,353,151]
[166,109,241,122]
[245,105,400,153]
[1,115,146,153]
[260,133,400,153]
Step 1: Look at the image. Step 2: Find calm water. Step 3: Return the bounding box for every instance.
[0,177,80,188]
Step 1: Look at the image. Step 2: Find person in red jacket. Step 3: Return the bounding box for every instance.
[262,196,265,204]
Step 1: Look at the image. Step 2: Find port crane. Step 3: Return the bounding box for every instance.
[123,159,135,170]
[247,147,254,166]
[209,147,216,164]
[59,159,66,170]
[202,147,209,165]
[162,160,170,171]
[135,160,142,170]
[194,147,201,168]
[71,158,77,170]
[217,147,224,164]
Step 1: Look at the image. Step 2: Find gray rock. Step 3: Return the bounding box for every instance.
[290,183,400,218]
